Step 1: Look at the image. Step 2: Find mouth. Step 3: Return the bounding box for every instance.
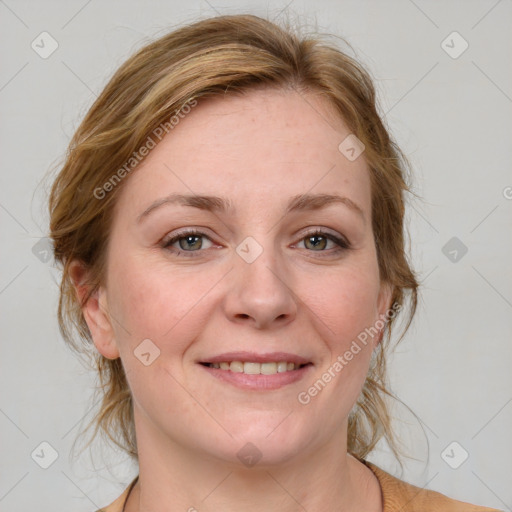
[200,361,311,375]
[197,352,314,390]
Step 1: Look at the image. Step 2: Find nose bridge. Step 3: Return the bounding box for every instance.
[225,234,297,329]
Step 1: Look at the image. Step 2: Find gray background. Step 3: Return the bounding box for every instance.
[1,0,511,510]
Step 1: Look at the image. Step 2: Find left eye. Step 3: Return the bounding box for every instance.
[297,232,345,251]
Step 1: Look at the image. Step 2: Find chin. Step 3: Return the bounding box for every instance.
[219,416,317,468]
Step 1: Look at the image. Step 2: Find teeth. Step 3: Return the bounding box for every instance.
[208,361,302,374]
[230,361,244,373]
[244,362,260,375]
[261,362,277,375]
[277,361,288,373]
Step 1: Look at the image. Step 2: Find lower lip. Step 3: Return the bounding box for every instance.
[199,364,313,390]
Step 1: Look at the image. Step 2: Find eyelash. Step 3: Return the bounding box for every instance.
[160,228,351,258]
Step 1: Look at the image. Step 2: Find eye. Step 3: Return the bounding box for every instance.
[160,228,351,258]
[161,229,214,257]
[296,229,350,255]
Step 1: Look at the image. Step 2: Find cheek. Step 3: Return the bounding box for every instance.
[106,254,218,356]
[305,262,381,347]
[297,267,380,416]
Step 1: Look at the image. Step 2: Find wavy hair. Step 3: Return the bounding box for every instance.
[48,13,419,464]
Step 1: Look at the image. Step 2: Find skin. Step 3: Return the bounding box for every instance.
[71,86,391,511]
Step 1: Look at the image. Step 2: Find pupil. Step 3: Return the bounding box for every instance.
[308,235,325,250]
[180,235,201,250]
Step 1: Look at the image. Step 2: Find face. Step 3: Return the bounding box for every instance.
[78,87,391,467]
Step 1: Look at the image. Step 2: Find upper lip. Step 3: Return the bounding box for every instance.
[199,351,312,365]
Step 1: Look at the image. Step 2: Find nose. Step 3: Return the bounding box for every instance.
[222,245,298,330]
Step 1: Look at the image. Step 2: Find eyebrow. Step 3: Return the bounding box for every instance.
[137,192,365,223]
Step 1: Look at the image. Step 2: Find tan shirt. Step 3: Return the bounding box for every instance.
[96,460,502,512]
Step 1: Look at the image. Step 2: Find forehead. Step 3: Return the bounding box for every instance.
[114,87,371,220]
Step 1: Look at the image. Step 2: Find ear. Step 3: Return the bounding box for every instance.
[68,260,120,359]
[375,281,394,347]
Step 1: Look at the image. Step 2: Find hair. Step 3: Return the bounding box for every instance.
[48,13,419,465]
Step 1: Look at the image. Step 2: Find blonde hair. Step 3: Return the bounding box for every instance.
[48,13,418,464]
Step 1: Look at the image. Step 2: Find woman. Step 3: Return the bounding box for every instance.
[48,14,501,512]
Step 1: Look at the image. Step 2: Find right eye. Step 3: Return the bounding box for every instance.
[161,229,214,257]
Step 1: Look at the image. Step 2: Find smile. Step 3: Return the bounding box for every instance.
[198,352,314,390]
[201,361,309,375]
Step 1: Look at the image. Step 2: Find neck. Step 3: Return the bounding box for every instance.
[125,410,381,512]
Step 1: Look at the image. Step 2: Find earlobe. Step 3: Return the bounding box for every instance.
[68,260,120,360]
[375,282,394,347]
[377,282,393,317]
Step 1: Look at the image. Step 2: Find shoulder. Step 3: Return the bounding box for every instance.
[95,476,138,512]
[93,467,503,512]
[362,460,503,512]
